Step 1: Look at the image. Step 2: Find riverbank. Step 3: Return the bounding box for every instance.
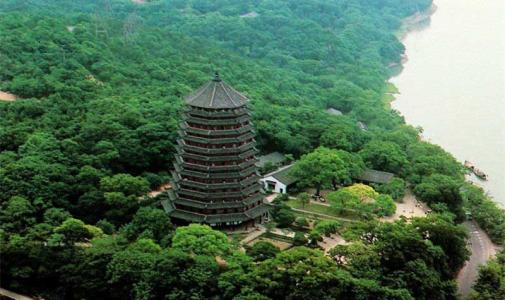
[396,4,438,40]
[392,2,505,295]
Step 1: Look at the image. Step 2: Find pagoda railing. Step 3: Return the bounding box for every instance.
[174,193,263,209]
[175,163,258,179]
[181,123,254,136]
[178,139,256,154]
[176,184,260,198]
[185,114,250,126]
[179,130,255,144]
[175,155,258,172]
[176,146,257,162]
[174,172,260,190]
[186,107,249,118]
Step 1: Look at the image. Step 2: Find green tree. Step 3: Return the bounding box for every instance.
[122,207,174,244]
[246,241,280,262]
[290,147,347,195]
[293,232,308,246]
[374,177,406,201]
[414,174,465,221]
[297,192,310,209]
[171,224,231,256]
[359,140,408,173]
[469,251,505,300]
[0,196,36,233]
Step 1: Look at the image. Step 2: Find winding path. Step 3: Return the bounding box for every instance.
[457,221,498,298]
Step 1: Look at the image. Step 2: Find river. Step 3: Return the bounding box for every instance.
[390,0,505,206]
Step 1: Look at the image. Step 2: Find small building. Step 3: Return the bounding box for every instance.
[260,164,297,194]
[326,107,343,116]
[256,152,287,169]
[354,169,394,184]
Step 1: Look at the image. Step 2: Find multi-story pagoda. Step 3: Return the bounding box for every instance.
[162,73,267,228]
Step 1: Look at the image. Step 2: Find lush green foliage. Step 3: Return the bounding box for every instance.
[328,184,396,217]
[1,0,500,298]
[463,184,505,244]
[333,215,469,299]
[469,250,505,300]
[290,147,364,194]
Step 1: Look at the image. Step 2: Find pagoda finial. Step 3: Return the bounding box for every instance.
[213,71,222,82]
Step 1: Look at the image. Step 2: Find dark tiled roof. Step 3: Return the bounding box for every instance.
[264,164,297,186]
[355,169,394,184]
[185,73,249,109]
[256,152,286,168]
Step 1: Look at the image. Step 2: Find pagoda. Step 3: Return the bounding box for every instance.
[162,73,267,228]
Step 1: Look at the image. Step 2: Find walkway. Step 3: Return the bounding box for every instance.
[240,226,267,244]
[0,91,17,101]
[457,221,498,299]
[0,287,34,300]
[318,234,348,254]
[381,189,427,222]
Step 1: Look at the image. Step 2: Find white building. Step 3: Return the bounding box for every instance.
[259,164,297,194]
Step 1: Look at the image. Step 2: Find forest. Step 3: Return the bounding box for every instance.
[0,0,504,299]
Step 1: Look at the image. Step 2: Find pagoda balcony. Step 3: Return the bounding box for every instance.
[175,184,261,198]
[181,122,254,137]
[173,172,260,190]
[186,107,249,118]
[178,139,256,155]
[174,155,258,172]
[175,163,258,179]
[176,146,258,162]
[169,204,268,224]
[172,193,263,209]
[185,114,250,126]
[179,130,255,144]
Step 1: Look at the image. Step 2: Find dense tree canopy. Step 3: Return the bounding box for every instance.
[1,0,503,299]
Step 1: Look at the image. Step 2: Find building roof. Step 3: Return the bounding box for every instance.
[263,164,297,186]
[185,72,249,109]
[326,107,343,116]
[355,169,394,184]
[256,152,286,168]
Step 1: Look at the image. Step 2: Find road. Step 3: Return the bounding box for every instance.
[0,287,33,300]
[457,221,497,298]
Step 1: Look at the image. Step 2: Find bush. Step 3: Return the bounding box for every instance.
[293,232,308,246]
[313,220,341,236]
[294,217,309,228]
[374,178,406,201]
[308,231,323,247]
[246,241,280,261]
[274,208,295,228]
[273,193,289,203]
[372,195,396,217]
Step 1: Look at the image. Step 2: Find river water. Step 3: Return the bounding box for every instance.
[390,0,505,206]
